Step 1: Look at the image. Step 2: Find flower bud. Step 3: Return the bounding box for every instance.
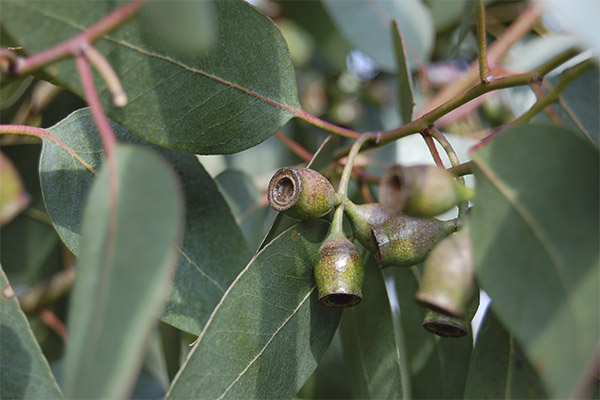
[415,227,475,318]
[344,202,389,252]
[268,167,337,220]
[379,164,473,218]
[371,215,457,268]
[314,233,363,308]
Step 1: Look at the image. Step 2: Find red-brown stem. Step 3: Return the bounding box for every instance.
[294,109,361,140]
[421,132,445,167]
[274,131,313,163]
[39,308,68,341]
[12,0,144,76]
[0,124,97,174]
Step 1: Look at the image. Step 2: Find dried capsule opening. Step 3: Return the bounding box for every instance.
[267,168,300,211]
[415,293,465,319]
[380,165,408,216]
[320,293,362,308]
[423,318,468,338]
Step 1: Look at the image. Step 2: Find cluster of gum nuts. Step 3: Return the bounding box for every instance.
[267,164,477,338]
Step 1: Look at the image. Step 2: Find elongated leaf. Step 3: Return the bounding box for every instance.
[0,267,63,399]
[166,221,341,399]
[41,109,251,335]
[63,144,183,399]
[464,305,547,398]
[452,0,478,57]
[470,123,599,398]
[391,20,414,124]
[387,267,472,399]
[323,0,434,72]
[340,256,404,399]
[1,0,300,154]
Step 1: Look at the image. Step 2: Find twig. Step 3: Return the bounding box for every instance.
[448,161,473,177]
[18,266,76,314]
[421,132,445,168]
[82,44,128,107]
[477,0,491,83]
[39,308,68,342]
[274,131,313,163]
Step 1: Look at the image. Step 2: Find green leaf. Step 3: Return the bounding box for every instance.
[63,144,184,399]
[1,0,300,154]
[464,306,547,398]
[391,20,415,124]
[215,169,270,252]
[41,108,251,335]
[452,0,478,57]
[322,0,434,72]
[340,256,404,399]
[545,67,600,147]
[387,267,472,399]
[0,266,63,399]
[470,123,600,398]
[427,0,466,33]
[166,221,341,399]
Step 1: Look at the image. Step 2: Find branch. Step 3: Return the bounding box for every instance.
[476,0,491,83]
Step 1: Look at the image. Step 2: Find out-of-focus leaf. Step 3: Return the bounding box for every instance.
[322,0,434,72]
[427,0,466,33]
[505,34,580,73]
[470,123,599,398]
[166,221,341,399]
[0,151,30,225]
[63,144,184,399]
[387,267,473,399]
[452,0,478,57]
[340,256,404,399]
[464,306,547,398]
[1,0,300,154]
[545,67,599,147]
[0,266,63,399]
[391,20,415,124]
[41,109,251,335]
[215,169,269,252]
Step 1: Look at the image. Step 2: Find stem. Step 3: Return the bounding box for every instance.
[337,132,377,198]
[18,266,76,314]
[477,0,490,83]
[512,59,595,126]
[39,308,68,341]
[448,161,473,177]
[427,127,469,221]
[294,109,361,140]
[275,131,313,162]
[82,44,128,106]
[8,0,144,76]
[421,132,445,167]
[0,125,97,175]
[330,203,345,236]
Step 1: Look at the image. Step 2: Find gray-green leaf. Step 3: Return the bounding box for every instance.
[63,144,184,399]
[1,0,300,154]
[166,221,341,399]
[340,256,404,399]
[470,123,599,398]
[0,266,63,399]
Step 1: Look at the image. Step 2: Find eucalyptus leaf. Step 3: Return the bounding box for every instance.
[464,305,547,398]
[1,0,300,154]
[41,109,251,335]
[470,123,600,398]
[63,144,184,399]
[391,20,415,124]
[0,266,63,399]
[166,221,341,399]
[322,0,434,72]
[387,267,472,399]
[340,256,404,399]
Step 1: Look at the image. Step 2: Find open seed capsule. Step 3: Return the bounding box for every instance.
[371,214,457,268]
[267,167,337,220]
[314,233,363,308]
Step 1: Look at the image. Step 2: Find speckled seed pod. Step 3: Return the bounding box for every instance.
[422,308,469,338]
[422,294,479,338]
[344,202,390,252]
[379,164,472,218]
[267,167,337,220]
[415,227,475,318]
[371,215,457,269]
[314,233,363,308]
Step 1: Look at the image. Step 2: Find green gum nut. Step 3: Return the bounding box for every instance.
[371,215,457,269]
[344,202,390,252]
[379,164,473,218]
[422,294,479,338]
[314,233,363,308]
[267,167,337,220]
[415,226,475,319]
